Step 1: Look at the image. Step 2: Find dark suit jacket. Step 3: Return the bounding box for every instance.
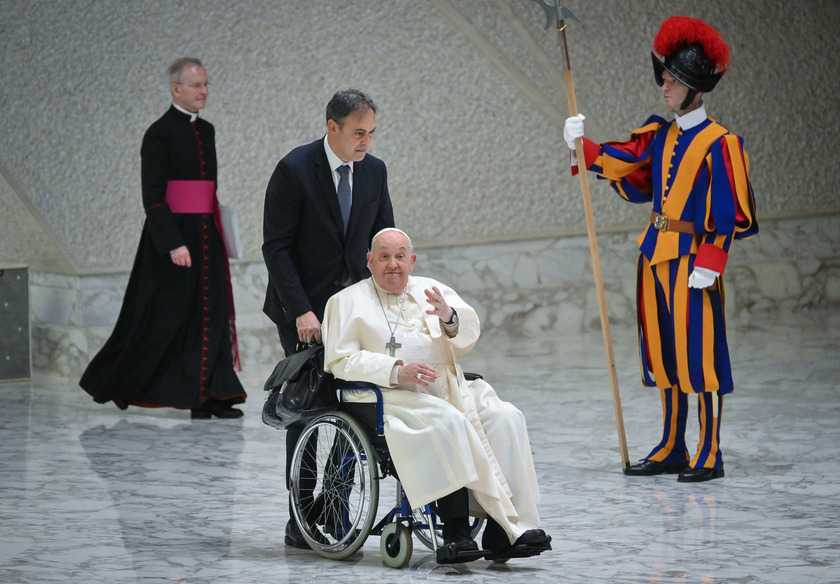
[262,137,395,327]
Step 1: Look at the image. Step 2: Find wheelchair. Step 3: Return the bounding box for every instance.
[287,380,485,569]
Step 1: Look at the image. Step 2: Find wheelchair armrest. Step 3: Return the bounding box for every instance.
[336,372,484,436]
[336,382,385,436]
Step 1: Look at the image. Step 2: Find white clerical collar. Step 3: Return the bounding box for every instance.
[172,102,198,122]
[675,103,707,131]
[371,276,408,301]
[323,135,354,174]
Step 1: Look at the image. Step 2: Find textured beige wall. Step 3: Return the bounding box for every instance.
[0,163,73,273]
[1,0,839,274]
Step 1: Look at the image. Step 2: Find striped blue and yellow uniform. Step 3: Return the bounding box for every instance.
[578,114,758,469]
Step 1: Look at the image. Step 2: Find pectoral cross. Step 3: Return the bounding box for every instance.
[385,334,402,357]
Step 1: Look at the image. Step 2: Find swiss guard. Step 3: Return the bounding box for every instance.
[563,16,758,482]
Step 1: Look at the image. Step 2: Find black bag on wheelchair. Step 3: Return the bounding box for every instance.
[262,343,337,430]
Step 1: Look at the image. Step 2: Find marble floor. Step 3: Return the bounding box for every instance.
[2,308,839,584]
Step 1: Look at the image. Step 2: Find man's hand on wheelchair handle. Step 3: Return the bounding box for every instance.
[296,311,322,344]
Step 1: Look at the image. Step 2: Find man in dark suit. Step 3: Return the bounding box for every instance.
[262,89,395,547]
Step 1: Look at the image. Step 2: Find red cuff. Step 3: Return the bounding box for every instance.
[571,137,601,176]
[695,243,729,274]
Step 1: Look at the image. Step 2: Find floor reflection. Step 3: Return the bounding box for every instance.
[79,420,244,580]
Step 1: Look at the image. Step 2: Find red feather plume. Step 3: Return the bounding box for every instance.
[653,16,731,72]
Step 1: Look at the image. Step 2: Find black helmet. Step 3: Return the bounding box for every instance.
[651,17,730,109]
[652,45,723,93]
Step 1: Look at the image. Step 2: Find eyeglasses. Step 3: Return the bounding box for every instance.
[175,82,210,90]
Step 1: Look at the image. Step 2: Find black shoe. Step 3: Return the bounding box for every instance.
[113,399,129,410]
[623,459,688,476]
[436,539,486,564]
[677,467,724,483]
[210,405,244,419]
[285,517,309,549]
[484,528,552,562]
[436,517,486,564]
[285,517,328,549]
[192,401,244,419]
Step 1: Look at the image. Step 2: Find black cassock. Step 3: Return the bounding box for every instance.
[80,106,245,409]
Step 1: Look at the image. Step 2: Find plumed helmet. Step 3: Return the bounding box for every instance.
[651,16,730,93]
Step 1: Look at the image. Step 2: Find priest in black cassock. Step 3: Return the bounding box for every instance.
[80,57,246,419]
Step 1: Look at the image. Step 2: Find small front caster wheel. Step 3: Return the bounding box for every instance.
[381,522,413,569]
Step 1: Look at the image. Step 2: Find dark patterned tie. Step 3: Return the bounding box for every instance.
[336,165,352,234]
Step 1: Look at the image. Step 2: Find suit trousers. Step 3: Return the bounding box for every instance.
[277,323,308,491]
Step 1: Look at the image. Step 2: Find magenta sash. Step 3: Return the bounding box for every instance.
[163,179,241,371]
[165,180,216,213]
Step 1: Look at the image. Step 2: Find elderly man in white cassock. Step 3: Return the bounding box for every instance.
[322,227,551,564]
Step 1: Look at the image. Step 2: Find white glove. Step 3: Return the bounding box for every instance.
[688,267,719,289]
[564,114,585,150]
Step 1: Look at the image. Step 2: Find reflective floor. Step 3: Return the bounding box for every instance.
[2,308,839,583]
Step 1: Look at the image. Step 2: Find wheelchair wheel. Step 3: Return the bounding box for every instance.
[381,522,413,568]
[289,411,380,560]
[412,507,485,552]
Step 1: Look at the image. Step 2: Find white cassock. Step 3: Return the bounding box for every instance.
[322,275,541,542]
